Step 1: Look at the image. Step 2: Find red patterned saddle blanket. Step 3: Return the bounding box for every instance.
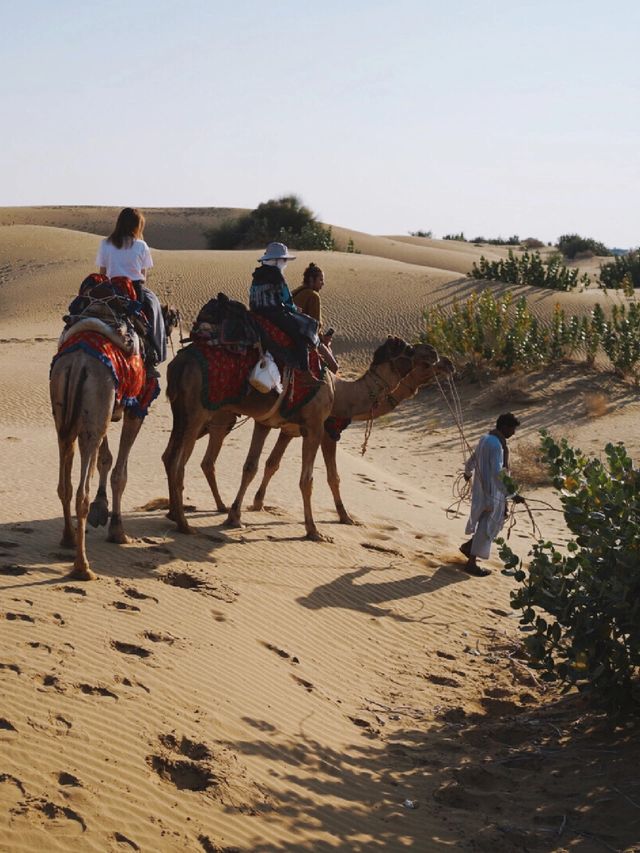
[51,331,159,418]
[193,314,324,416]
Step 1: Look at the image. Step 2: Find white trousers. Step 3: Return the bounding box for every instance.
[471,512,493,560]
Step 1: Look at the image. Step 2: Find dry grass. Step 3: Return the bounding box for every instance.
[511,439,553,488]
[583,391,609,418]
[486,373,536,408]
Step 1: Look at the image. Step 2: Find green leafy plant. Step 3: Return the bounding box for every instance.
[498,433,640,715]
[421,291,640,379]
[206,195,335,251]
[599,251,640,291]
[470,250,590,291]
[557,233,611,260]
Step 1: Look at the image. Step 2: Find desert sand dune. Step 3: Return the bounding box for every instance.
[1,215,638,852]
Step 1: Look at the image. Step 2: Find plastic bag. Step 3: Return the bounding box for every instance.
[249,351,283,394]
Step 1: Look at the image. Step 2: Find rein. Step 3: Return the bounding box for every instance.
[359,355,414,456]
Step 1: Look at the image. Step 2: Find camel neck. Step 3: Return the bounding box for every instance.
[332,366,414,420]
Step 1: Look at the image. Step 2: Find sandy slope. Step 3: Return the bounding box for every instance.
[1,217,639,852]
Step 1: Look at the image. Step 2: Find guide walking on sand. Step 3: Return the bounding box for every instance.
[459,412,524,577]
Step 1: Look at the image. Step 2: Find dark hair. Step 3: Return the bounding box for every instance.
[107,207,145,249]
[496,412,520,430]
[302,262,323,287]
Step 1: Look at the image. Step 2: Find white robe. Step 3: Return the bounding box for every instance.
[464,434,507,554]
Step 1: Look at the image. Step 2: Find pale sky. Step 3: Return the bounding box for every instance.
[2,0,638,247]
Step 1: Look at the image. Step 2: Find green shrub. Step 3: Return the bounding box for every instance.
[498,433,640,715]
[443,232,466,241]
[206,195,335,251]
[409,230,432,238]
[557,233,611,260]
[470,235,520,246]
[421,291,640,379]
[470,249,590,291]
[599,251,640,290]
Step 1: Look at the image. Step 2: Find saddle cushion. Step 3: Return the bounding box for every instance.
[51,331,160,418]
[192,313,325,415]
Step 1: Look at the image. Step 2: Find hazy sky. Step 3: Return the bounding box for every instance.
[2,0,638,246]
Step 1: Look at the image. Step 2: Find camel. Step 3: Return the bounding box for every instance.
[249,348,455,524]
[50,309,177,580]
[162,337,439,541]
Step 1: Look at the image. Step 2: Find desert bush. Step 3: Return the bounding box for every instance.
[206,195,335,251]
[510,439,553,488]
[599,250,640,290]
[522,238,545,249]
[470,235,520,246]
[443,232,466,241]
[583,391,609,418]
[346,238,361,254]
[557,234,611,260]
[499,434,640,715]
[409,230,432,238]
[421,291,640,379]
[470,250,590,291]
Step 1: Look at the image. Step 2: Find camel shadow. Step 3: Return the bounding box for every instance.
[0,511,234,586]
[297,562,467,623]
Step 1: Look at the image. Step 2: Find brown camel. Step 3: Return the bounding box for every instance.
[50,309,177,580]
[249,348,455,523]
[162,337,437,540]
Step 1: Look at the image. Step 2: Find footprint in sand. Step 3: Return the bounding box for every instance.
[108,601,141,612]
[143,630,176,645]
[61,586,86,597]
[4,612,35,623]
[0,662,21,675]
[361,542,403,556]
[114,832,140,850]
[159,570,238,603]
[436,650,456,661]
[116,677,150,694]
[0,718,17,731]
[57,772,81,787]
[291,674,314,692]
[13,798,87,833]
[111,641,152,659]
[260,641,299,664]
[76,683,118,700]
[40,674,65,692]
[115,581,158,603]
[426,673,462,688]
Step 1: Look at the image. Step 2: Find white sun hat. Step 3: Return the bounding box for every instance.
[258,242,297,262]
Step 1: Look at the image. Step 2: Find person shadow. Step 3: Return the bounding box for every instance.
[297,561,468,623]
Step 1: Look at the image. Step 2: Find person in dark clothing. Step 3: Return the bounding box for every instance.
[249,242,319,371]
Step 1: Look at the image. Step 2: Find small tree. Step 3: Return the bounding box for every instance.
[499,434,640,715]
[557,233,611,260]
[599,250,640,290]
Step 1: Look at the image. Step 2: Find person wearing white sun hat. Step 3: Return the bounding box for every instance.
[249,242,319,371]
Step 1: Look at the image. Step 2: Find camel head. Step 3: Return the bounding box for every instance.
[407,345,454,386]
[372,336,420,378]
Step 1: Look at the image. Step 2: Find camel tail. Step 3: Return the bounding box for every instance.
[55,360,88,442]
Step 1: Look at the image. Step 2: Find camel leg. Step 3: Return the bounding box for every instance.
[201,416,236,512]
[57,436,76,548]
[251,430,294,511]
[107,412,144,544]
[88,437,112,528]
[163,417,204,535]
[300,426,330,542]
[320,432,359,525]
[225,422,271,528]
[72,429,103,581]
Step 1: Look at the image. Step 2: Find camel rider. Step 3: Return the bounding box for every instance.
[459,412,525,577]
[249,242,319,372]
[292,262,339,373]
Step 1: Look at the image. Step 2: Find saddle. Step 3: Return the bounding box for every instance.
[191,292,261,350]
[63,273,148,356]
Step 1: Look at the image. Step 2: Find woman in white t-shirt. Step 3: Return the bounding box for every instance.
[96,207,166,371]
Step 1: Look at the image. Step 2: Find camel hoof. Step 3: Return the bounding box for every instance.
[68,565,97,581]
[305,530,333,543]
[107,530,130,545]
[215,504,228,513]
[339,516,361,526]
[248,503,263,512]
[88,501,109,528]
[223,516,243,529]
[177,524,197,535]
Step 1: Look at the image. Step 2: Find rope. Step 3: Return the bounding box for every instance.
[360,409,375,456]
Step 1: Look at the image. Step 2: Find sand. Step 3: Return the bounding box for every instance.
[1,209,638,852]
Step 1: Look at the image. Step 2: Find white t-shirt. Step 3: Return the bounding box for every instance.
[96,238,153,281]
